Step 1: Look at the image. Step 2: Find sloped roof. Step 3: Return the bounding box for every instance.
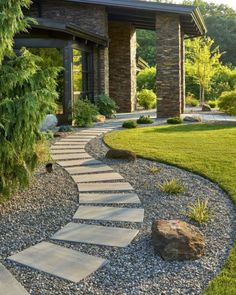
[67,0,207,36]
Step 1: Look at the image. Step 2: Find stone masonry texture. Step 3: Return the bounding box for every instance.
[156,13,184,118]
[108,21,137,112]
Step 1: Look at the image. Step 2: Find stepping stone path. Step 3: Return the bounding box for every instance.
[0,263,29,295]
[7,127,144,286]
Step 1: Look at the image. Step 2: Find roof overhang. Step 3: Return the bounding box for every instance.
[26,18,108,46]
[66,0,207,36]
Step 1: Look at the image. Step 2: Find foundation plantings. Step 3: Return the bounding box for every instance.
[137,115,154,124]
[122,120,137,129]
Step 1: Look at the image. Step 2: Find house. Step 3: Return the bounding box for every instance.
[14,0,206,124]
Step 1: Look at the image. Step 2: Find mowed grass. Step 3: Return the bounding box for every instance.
[105,123,236,295]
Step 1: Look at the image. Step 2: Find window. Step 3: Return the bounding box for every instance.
[72,49,93,105]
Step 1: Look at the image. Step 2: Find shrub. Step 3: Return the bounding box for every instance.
[208,100,217,108]
[138,89,157,110]
[122,120,137,129]
[186,198,210,224]
[58,125,72,132]
[185,93,199,107]
[41,130,54,140]
[218,90,236,115]
[34,139,51,164]
[73,99,98,127]
[167,117,183,124]
[0,49,59,198]
[137,67,156,92]
[137,115,154,124]
[159,179,185,194]
[96,94,118,118]
[148,166,161,174]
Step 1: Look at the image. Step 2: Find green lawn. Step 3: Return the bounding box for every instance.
[104,123,236,295]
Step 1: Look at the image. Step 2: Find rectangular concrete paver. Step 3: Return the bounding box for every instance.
[51,149,85,154]
[72,172,123,183]
[0,263,29,295]
[54,142,86,146]
[79,193,141,204]
[8,242,107,283]
[66,136,96,139]
[51,145,86,150]
[52,153,92,161]
[65,164,113,175]
[58,159,102,167]
[59,139,91,142]
[79,182,133,192]
[52,222,139,247]
[74,206,144,222]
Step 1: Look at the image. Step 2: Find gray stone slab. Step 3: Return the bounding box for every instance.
[59,139,91,142]
[79,182,134,192]
[73,172,123,183]
[52,153,92,161]
[74,206,144,222]
[52,222,139,247]
[51,145,86,149]
[0,263,29,295]
[58,159,102,167]
[79,192,141,204]
[54,142,86,146]
[66,136,96,139]
[65,164,113,175]
[51,149,85,154]
[8,242,107,283]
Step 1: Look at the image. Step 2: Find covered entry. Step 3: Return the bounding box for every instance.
[14,18,107,124]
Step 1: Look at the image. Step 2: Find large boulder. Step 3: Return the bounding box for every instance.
[183,116,202,123]
[106,149,136,161]
[152,220,205,261]
[40,114,58,131]
[202,104,212,112]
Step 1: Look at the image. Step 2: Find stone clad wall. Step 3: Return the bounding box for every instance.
[156,13,184,118]
[108,22,137,112]
[28,1,108,36]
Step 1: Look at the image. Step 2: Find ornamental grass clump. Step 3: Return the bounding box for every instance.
[159,179,185,194]
[148,166,161,174]
[167,117,183,124]
[137,115,154,124]
[122,120,137,129]
[186,198,210,224]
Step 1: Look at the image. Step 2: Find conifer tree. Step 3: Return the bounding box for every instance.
[0,0,60,198]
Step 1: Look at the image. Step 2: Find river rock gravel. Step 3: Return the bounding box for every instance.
[0,134,235,295]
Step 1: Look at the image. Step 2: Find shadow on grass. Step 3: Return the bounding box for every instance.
[143,123,236,134]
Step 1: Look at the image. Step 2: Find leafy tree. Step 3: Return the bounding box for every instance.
[137,30,156,66]
[0,1,60,198]
[137,67,156,92]
[186,37,222,104]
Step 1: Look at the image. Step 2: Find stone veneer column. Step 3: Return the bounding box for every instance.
[108,22,137,112]
[180,31,185,114]
[156,13,184,117]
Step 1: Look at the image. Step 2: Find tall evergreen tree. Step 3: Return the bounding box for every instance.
[0,0,60,198]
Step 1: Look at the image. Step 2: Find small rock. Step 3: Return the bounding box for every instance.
[40,114,58,131]
[95,114,106,123]
[152,220,205,261]
[183,116,202,122]
[202,104,212,112]
[45,163,53,173]
[106,149,136,161]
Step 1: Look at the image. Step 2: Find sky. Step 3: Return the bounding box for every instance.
[174,0,236,10]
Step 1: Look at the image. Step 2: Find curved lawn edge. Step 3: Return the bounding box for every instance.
[104,124,236,295]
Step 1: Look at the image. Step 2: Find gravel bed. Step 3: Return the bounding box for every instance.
[0,134,235,295]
